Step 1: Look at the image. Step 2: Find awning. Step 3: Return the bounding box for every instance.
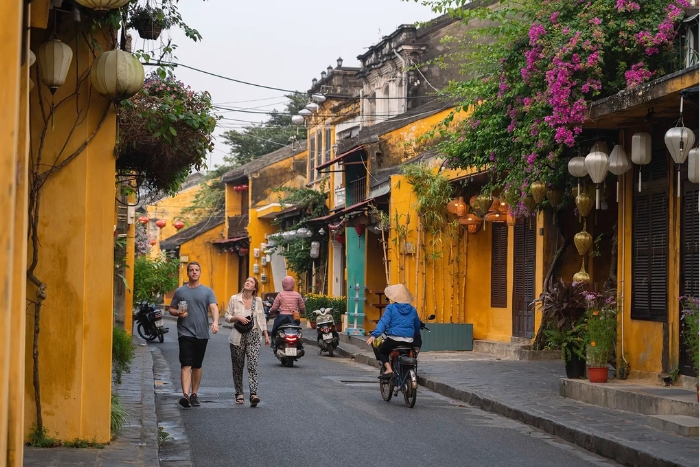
[309,196,388,223]
[316,145,365,171]
[212,236,248,245]
[257,204,302,220]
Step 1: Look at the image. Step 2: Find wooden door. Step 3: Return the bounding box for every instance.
[680,180,698,376]
[238,253,249,292]
[512,219,536,338]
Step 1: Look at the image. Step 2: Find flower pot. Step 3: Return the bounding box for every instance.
[564,352,586,379]
[136,24,163,40]
[587,366,608,383]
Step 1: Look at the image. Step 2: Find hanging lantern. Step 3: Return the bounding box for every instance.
[608,144,632,202]
[568,156,588,195]
[137,216,148,225]
[155,219,166,229]
[584,150,609,209]
[574,221,593,256]
[291,115,305,125]
[476,193,492,216]
[296,227,309,238]
[74,0,129,10]
[506,211,517,227]
[522,194,537,214]
[459,213,482,234]
[469,195,482,216]
[590,141,610,155]
[688,147,699,184]
[455,196,468,217]
[305,102,320,113]
[575,190,594,218]
[149,239,157,246]
[665,124,696,198]
[530,181,546,204]
[447,198,459,214]
[546,187,563,210]
[173,221,185,230]
[572,259,591,283]
[484,209,505,223]
[240,185,248,191]
[631,132,652,193]
[37,39,73,94]
[90,49,144,101]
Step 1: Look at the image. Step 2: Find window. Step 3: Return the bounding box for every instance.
[309,136,315,183]
[491,223,508,308]
[325,126,332,162]
[316,130,322,168]
[681,180,699,299]
[632,152,668,321]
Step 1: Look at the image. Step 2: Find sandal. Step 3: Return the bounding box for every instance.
[235,394,244,404]
[250,394,260,407]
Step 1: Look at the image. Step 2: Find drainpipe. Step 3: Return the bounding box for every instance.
[359,89,364,129]
[392,48,407,114]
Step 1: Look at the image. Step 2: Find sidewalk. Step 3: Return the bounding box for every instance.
[23,337,159,467]
[309,334,699,467]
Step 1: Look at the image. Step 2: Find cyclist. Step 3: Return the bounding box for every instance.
[365,284,421,378]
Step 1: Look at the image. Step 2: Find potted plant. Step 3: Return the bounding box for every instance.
[583,289,618,383]
[544,317,586,378]
[128,5,172,41]
[680,296,699,394]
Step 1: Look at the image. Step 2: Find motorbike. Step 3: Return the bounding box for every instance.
[273,316,305,367]
[312,308,339,357]
[134,302,169,343]
[377,314,434,408]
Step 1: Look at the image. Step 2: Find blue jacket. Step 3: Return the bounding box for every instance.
[371,303,421,339]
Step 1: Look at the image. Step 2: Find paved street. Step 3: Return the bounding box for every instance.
[153,326,619,467]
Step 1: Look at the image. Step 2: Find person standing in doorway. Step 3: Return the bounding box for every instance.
[168,261,219,408]
[224,276,270,406]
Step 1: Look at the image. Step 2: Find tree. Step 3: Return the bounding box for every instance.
[222,93,308,167]
[179,165,230,225]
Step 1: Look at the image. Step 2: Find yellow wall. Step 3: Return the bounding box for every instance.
[147,182,202,255]
[23,24,117,443]
[247,208,278,297]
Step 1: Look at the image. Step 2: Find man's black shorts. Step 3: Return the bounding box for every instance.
[178,336,208,369]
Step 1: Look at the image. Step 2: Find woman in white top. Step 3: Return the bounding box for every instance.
[224,276,270,406]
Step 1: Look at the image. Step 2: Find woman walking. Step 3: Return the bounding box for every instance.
[224,276,270,406]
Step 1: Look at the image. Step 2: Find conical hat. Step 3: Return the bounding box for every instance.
[384,284,413,304]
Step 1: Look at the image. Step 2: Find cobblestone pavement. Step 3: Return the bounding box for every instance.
[23,338,159,467]
[323,337,699,467]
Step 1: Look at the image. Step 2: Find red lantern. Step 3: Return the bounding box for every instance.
[354,224,365,237]
[155,219,166,229]
[173,220,185,230]
[334,233,345,244]
[137,216,148,225]
[240,185,248,191]
[238,248,249,256]
[149,239,157,246]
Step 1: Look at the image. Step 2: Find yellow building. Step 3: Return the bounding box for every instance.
[2,0,125,461]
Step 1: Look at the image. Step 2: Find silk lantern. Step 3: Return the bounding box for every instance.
[155,219,166,229]
[568,156,588,195]
[631,132,652,192]
[74,0,129,10]
[688,147,699,184]
[137,216,148,225]
[173,221,185,230]
[90,49,145,101]
[37,39,73,94]
[585,150,609,209]
[530,181,546,204]
[590,141,609,155]
[608,144,631,201]
[665,123,696,198]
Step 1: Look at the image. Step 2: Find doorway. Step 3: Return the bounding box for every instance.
[512,219,536,338]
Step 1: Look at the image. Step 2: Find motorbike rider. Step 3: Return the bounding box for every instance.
[365,284,421,378]
[268,276,305,349]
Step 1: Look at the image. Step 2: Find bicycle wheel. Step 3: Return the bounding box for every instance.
[137,323,156,341]
[380,374,394,401]
[403,369,417,408]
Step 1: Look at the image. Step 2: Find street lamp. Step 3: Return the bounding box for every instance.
[337,57,343,67]
[327,65,333,75]
[312,77,317,87]
[320,71,326,79]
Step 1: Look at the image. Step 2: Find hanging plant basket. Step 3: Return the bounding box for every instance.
[136,24,163,40]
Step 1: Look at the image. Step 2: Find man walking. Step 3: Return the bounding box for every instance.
[168,261,219,408]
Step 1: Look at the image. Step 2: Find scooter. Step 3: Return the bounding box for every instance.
[273,316,305,367]
[312,308,339,357]
[134,302,169,343]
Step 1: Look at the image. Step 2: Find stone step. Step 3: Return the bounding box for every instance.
[647,415,700,437]
[473,339,560,360]
[560,378,699,417]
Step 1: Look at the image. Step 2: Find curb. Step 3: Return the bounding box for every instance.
[326,340,691,467]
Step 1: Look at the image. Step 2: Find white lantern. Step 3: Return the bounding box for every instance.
[298,109,312,117]
[310,241,320,259]
[305,102,319,113]
[74,0,129,10]
[296,227,309,237]
[688,147,699,184]
[29,50,36,67]
[609,144,631,202]
[90,49,144,101]
[631,132,652,192]
[568,156,587,195]
[291,115,304,125]
[37,39,73,93]
[312,93,326,103]
[665,125,696,198]
[590,141,609,155]
[585,151,609,209]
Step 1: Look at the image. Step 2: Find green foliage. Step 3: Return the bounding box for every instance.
[223,93,308,167]
[303,293,347,325]
[583,289,618,367]
[112,327,135,384]
[63,438,104,449]
[180,166,232,225]
[133,253,180,304]
[127,4,173,30]
[544,317,586,362]
[401,163,454,234]
[110,393,128,435]
[680,296,699,371]
[28,424,60,448]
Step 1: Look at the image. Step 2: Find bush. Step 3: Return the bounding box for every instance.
[111,393,128,435]
[133,253,180,304]
[681,296,699,372]
[304,293,346,326]
[113,327,135,384]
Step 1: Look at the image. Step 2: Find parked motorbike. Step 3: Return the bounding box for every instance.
[312,308,339,357]
[273,316,305,367]
[377,314,434,408]
[134,302,169,343]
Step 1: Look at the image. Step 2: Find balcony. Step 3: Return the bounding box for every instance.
[228,214,249,238]
[347,177,367,206]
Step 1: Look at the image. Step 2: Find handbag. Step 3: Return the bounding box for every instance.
[292,310,301,321]
[233,297,256,334]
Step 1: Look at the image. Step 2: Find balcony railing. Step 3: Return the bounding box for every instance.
[228,214,249,238]
[347,177,367,206]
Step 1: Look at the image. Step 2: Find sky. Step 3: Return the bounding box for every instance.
[139,0,437,169]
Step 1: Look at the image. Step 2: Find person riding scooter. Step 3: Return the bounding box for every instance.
[365,284,421,378]
[269,276,305,350]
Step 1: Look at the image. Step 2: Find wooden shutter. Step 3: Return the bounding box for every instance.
[631,152,668,321]
[316,130,322,167]
[681,181,699,299]
[309,136,315,182]
[491,223,508,307]
[325,126,332,162]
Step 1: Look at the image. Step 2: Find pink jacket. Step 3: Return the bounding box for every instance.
[270,276,305,315]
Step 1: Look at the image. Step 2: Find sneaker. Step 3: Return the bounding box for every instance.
[190,393,200,407]
[178,394,191,408]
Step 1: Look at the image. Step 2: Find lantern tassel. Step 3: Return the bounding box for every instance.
[596,185,600,210]
[616,180,619,203]
[678,167,681,198]
[638,170,642,193]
